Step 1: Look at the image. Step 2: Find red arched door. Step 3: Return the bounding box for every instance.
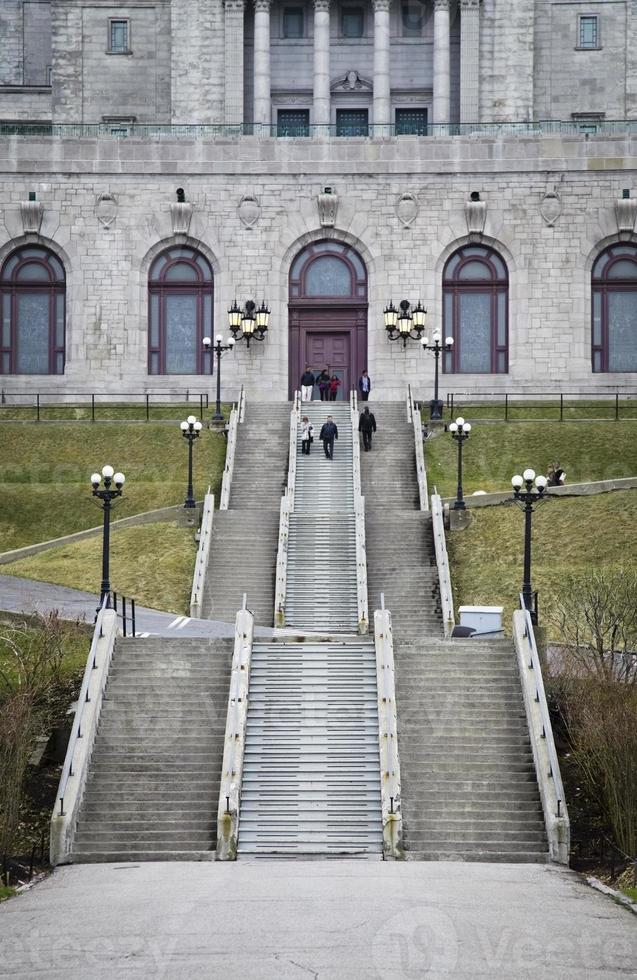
[288,240,368,399]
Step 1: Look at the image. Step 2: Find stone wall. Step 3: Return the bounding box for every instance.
[0,1,24,87]
[0,132,636,401]
[170,0,225,124]
[24,0,52,87]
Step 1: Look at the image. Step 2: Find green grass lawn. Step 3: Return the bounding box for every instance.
[2,523,198,615]
[447,490,637,638]
[0,886,15,902]
[0,419,228,552]
[425,420,637,497]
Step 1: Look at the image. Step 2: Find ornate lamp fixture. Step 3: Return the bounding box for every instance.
[384,299,427,347]
[228,299,270,347]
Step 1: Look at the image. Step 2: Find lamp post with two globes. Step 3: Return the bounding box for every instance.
[90,465,125,610]
[180,416,203,508]
[203,334,235,422]
[510,468,549,623]
[448,417,472,510]
[421,330,454,421]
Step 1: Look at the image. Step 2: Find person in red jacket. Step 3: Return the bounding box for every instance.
[328,375,341,401]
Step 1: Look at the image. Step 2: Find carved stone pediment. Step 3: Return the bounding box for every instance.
[317,187,338,227]
[464,193,486,235]
[238,195,260,228]
[615,193,637,233]
[20,196,43,234]
[540,185,562,227]
[396,193,418,228]
[331,70,373,94]
[170,202,193,235]
[96,193,117,229]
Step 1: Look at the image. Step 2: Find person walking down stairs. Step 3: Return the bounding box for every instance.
[300,366,315,402]
[358,406,376,452]
[300,416,314,455]
[319,415,338,459]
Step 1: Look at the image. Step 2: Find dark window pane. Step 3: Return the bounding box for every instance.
[458,293,492,373]
[165,262,199,282]
[149,351,160,375]
[336,109,368,137]
[2,294,11,346]
[305,256,352,296]
[16,262,50,282]
[402,1,425,34]
[110,20,129,53]
[165,294,198,374]
[497,293,507,346]
[16,293,50,373]
[342,7,364,37]
[150,254,168,279]
[608,291,637,371]
[579,16,598,48]
[592,291,602,345]
[49,256,65,281]
[283,7,304,37]
[277,109,310,137]
[55,294,65,347]
[606,259,637,280]
[458,260,493,281]
[1,255,20,280]
[150,294,160,347]
[196,255,213,280]
[395,108,427,136]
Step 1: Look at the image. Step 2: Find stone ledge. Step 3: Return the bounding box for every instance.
[442,476,637,509]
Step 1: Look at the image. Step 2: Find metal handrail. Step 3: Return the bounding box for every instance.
[0,389,211,423]
[55,596,113,817]
[238,383,246,423]
[430,491,455,636]
[374,597,403,859]
[408,386,429,512]
[273,393,300,626]
[189,489,214,618]
[351,389,369,634]
[518,596,566,814]
[220,403,239,510]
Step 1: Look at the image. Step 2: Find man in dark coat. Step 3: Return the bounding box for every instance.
[319,415,338,459]
[358,406,377,451]
[300,366,315,402]
[358,370,371,401]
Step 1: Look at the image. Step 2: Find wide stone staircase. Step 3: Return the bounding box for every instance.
[71,636,232,862]
[361,399,548,862]
[202,402,290,626]
[236,398,383,856]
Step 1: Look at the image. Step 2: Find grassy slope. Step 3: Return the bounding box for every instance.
[3,523,197,615]
[0,421,227,552]
[425,420,637,497]
[447,490,637,637]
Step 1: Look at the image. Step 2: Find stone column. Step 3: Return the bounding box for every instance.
[373,0,391,134]
[460,0,480,125]
[313,0,331,130]
[253,0,272,130]
[224,0,245,126]
[432,0,450,128]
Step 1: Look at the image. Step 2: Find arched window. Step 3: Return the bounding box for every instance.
[0,246,65,375]
[289,241,367,302]
[592,244,637,372]
[148,247,213,375]
[442,245,509,374]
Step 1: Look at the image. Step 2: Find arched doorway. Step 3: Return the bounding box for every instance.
[288,240,368,399]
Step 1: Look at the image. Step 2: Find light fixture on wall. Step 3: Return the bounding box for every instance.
[384,299,427,347]
[228,299,270,348]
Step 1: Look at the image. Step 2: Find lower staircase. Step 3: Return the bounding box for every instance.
[71,636,232,862]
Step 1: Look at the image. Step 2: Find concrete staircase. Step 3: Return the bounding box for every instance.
[361,401,441,637]
[71,636,232,862]
[395,639,548,862]
[237,640,383,856]
[203,402,290,626]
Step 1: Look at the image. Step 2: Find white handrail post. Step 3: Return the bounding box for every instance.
[409,388,429,512]
[189,488,214,618]
[430,491,455,636]
[351,390,369,634]
[274,392,300,627]
[220,405,239,510]
[374,605,404,859]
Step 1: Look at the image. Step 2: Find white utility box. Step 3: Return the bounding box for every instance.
[458,605,504,635]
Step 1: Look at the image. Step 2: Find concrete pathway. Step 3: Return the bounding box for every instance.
[0,862,634,979]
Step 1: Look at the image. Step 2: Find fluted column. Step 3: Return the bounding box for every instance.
[432,0,450,128]
[253,0,272,129]
[373,0,391,133]
[313,0,331,130]
[224,0,245,126]
[460,0,480,125]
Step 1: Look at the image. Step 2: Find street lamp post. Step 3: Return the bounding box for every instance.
[448,417,472,510]
[228,299,270,348]
[421,330,453,421]
[510,468,549,624]
[90,465,125,610]
[203,333,235,422]
[180,415,203,508]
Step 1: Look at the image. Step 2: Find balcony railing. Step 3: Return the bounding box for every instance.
[3,119,637,140]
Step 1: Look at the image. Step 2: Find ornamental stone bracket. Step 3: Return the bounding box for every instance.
[464,191,486,235]
[614,190,637,234]
[318,186,338,227]
[540,184,562,227]
[96,193,117,229]
[238,194,261,228]
[20,194,43,234]
[170,201,193,235]
[395,193,419,228]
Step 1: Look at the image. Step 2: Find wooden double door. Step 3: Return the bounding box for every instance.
[288,306,368,401]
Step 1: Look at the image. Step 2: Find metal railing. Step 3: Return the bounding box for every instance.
[430,491,455,637]
[220,387,243,510]
[110,591,137,638]
[374,597,404,860]
[189,489,214,618]
[408,384,429,512]
[273,391,300,627]
[238,384,246,423]
[351,389,369,635]
[5,119,637,140]
[513,600,570,864]
[445,389,637,423]
[0,389,210,422]
[50,597,118,865]
[216,599,254,861]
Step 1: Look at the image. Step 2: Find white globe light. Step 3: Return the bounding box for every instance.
[114,473,125,487]
[523,468,536,482]
[215,333,223,342]
[180,421,189,431]
[194,421,203,432]
[433,330,441,342]
[448,422,458,433]
[228,337,235,346]
[535,475,548,490]
[187,415,196,425]
[464,423,472,433]
[90,473,101,486]
[456,417,465,426]
[202,336,211,347]
[421,336,428,347]
[511,474,523,489]
[445,336,454,346]
[102,465,114,479]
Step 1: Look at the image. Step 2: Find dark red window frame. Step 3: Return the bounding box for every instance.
[0,246,66,375]
[148,247,213,376]
[442,245,509,375]
[591,244,637,373]
[289,240,368,304]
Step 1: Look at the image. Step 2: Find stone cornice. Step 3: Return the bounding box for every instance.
[433,0,450,10]
[314,0,330,11]
[372,0,391,12]
[224,0,245,11]
[254,0,271,10]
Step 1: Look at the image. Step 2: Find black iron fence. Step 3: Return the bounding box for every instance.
[444,389,637,422]
[0,389,211,422]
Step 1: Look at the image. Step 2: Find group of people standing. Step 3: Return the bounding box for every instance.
[299,366,376,459]
[300,367,341,402]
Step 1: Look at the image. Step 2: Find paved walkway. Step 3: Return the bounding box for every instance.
[0,862,634,979]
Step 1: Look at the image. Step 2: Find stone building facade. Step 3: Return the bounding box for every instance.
[1,0,636,401]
